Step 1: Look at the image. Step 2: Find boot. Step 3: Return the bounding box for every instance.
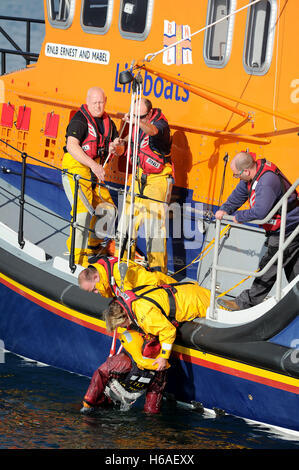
[144,392,163,414]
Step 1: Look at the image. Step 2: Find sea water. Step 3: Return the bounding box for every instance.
[1,351,299,451]
[0,0,299,452]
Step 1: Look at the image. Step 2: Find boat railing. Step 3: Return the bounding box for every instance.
[0,15,45,74]
[0,139,169,273]
[209,177,299,320]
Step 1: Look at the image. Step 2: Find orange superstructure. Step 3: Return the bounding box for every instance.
[0,0,298,210]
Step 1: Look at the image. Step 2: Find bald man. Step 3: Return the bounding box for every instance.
[62,87,124,265]
[215,152,299,311]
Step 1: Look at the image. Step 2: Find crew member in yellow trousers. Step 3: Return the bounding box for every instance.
[105,282,211,371]
[114,98,173,274]
[62,87,124,265]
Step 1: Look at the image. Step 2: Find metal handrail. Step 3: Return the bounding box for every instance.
[0,15,45,74]
[209,177,299,319]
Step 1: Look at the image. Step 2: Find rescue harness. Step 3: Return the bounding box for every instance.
[114,282,195,331]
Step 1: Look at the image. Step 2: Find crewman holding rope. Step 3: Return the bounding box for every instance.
[62,87,124,265]
[114,97,173,274]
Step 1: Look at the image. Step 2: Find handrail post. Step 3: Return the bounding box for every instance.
[209,218,221,320]
[69,174,80,273]
[18,152,27,249]
[276,196,287,302]
[26,20,31,66]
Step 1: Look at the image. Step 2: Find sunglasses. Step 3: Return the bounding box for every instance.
[133,112,149,119]
[233,168,246,178]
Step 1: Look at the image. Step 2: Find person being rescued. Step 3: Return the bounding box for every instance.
[78,255,177,298]
[81,329,167,415]
[105,282,211,371]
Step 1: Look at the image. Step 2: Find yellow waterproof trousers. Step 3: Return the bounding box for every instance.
[62,152,115,265]
[115,165,173,273]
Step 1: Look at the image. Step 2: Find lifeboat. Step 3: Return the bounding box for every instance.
[0,0,298,434]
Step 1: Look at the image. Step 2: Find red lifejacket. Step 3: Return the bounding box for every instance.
[93,255,119,296]
[247,159,297,232]
[80,104,113,161]
[130,108,171,175]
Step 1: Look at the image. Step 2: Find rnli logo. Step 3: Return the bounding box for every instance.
[163,20,192,66]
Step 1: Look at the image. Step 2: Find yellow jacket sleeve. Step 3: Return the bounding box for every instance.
[94,264,114,298]
[113,262,177,292]
[132,299,176,360]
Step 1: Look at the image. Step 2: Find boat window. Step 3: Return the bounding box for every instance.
[81,0,114,34]
[203,0,236,68]
[119,0,154,41]
[243,0,277,75]
[47,0,75,28]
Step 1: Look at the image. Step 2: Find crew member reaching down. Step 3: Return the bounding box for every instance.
[105,282,211,371]
[78,255,177,298]
[81,329,167,414]
[215,151,299,311]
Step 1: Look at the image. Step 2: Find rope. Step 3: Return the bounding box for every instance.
[126,78,143,267]
[144,0,263,62]
[216,270,258,299]
[173,224,231,275]
[117,86,138,269]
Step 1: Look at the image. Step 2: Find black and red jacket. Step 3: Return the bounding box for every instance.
[129,108,171,174]
[248,159,298,232]
[80,104,113,161]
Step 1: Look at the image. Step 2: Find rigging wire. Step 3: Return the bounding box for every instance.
[144,0,263,63]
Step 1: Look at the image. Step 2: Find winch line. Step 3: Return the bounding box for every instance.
[144,0,263,63]
[126,78,143,267]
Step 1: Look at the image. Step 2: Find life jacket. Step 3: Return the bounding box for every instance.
[247,159,298,233]
[91,255,119,296]
[103,330,156,410]
[130,108,171,175]
[79,104,113,161]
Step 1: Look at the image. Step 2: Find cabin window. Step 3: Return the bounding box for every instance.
[47,0,75,28]
[203,0,236,68]
[81,0,114,33]
[119,0,154,40]
[243,0,277,75]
